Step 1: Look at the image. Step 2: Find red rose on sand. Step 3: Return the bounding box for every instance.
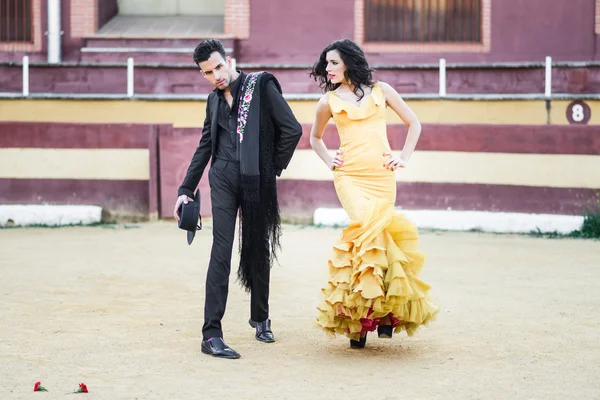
[75,383,88,393]
[33,381,48,392]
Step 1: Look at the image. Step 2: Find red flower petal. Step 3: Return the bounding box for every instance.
[33,382,47,392]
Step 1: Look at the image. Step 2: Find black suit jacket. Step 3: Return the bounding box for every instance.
[177,81,302,199]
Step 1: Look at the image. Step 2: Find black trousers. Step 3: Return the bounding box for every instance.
[202,158,270,340]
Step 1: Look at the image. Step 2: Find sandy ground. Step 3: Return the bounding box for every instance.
[1,221,599,400]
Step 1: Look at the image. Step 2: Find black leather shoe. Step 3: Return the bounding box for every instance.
[250,318,275,343]
[350,334,367,349]
[377,325,393,339]
[201,337,241,359]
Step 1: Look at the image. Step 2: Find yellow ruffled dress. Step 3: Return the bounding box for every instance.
[316,83,439,341]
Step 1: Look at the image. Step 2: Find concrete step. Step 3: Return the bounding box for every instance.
[313,208,585,234]
[80,49,198,63]
[0,205,103,227]
[81,38,235,63]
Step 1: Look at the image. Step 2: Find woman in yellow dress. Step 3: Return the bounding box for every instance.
[309,39,438,348]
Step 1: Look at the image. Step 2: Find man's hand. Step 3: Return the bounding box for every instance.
[174,194,194,222]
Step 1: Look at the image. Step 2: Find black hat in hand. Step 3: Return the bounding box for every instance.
[177,189,202,245]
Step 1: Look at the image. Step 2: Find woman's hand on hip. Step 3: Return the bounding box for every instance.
[383,152,407,171]
[330,150,344,170]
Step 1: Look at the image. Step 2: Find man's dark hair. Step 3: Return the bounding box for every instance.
[193,39,227,66]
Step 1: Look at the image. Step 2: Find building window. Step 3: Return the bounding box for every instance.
[364,0,481,43]
[0,0,32,42]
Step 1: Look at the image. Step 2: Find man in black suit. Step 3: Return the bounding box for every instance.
[174,39,302,359]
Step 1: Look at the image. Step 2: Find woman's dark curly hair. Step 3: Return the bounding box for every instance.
[310,39,375,100]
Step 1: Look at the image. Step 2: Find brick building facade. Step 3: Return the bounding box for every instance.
[1,0,599,64]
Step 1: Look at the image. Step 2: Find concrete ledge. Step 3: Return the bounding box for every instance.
[1,92,599,101]
[80,47,233,54]
[2,60,599,69]
[0,205,103,227]
[313,208,584,234]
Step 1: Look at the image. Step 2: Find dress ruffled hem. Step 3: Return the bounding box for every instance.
[315,202,439,341]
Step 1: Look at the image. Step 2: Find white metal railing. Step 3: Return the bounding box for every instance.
[12,55,594,100]
[545,56,552,98]
[21,55,29,96]
[127,57,134,98]
[18,56,243,98]
[436,56,554,99]
[438,58,446,97]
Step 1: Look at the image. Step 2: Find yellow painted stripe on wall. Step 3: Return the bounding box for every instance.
[280,150,600,189]
[290,100,550,124]
[0,148,150,180]
[382,100,550,125]
[0,100,207,128]
[0,99,581,127]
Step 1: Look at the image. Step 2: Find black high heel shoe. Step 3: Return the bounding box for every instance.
[377,325,393,338]
[350,333,367,348]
